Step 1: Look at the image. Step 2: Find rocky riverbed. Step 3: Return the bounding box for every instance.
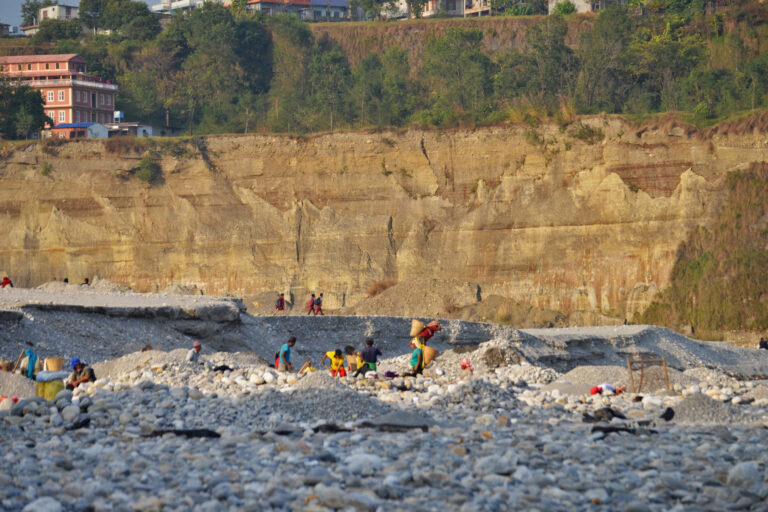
[2,341,768,512]
[2,288,768,511]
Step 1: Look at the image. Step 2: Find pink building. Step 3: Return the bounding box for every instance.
[0,54,118,129]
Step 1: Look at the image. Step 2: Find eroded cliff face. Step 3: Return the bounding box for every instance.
[1,118,767,319]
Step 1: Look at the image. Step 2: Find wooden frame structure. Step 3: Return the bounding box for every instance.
[626,357,671,393]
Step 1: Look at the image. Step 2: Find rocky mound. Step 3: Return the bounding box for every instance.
[0,371,36,399]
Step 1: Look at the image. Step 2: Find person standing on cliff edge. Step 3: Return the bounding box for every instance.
[307,293,316,315]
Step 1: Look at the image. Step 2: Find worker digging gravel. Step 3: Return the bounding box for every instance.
[66,358,96,390]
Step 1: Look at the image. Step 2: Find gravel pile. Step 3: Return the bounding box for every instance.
[0,371,35,398]
[557,365,698,391]
[260,387,392,424]
[92,350,189,380]
[673,393,753,424]
[745,385,768,401]
[294,370,344,390]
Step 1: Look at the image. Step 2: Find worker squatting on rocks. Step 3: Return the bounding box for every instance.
[186,341,202,364]
[66,358,96,390]
[1,276,13,288]
[353,338,382,378]
[323,349,346,377]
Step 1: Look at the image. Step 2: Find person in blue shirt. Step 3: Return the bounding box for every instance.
[278,336,296,372]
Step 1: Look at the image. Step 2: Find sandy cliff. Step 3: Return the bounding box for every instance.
[1,118,767,320]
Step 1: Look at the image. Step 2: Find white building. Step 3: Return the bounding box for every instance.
[390,0,490,18]
[151,0,225,14]
[22,4,79,36]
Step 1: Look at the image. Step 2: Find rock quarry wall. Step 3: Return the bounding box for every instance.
[1,118,767,319]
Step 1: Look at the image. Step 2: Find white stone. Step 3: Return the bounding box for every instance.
[641,395,663,410]
[22,497,62,512]
[263,372,276,384]
[345,453,382,476]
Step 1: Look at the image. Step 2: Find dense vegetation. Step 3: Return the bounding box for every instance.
[640,164,768,333]
[3,0,768,136]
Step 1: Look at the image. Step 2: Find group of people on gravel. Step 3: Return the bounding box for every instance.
[271,319,442,379]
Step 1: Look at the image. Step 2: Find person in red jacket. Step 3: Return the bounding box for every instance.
[416,320,441,345]
[1,276,13,288]
[306,293,316,315]
[275,293,285,314]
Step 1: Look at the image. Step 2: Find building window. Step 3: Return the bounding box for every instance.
[47,91,54,102]
[75,91,79,102]
[58,111,65,123]
[27,64,31,70]
[58,91,64,102]
[99,94,104,105]
[55,63,59,69]
[75,111,79,123]
[17,64,21,71]
[106,95,111,106]
[46,63,50,70]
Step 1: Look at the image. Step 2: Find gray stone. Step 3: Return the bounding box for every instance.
[60,405,80,423]
[53,390,72,402]
[727,462,763,486]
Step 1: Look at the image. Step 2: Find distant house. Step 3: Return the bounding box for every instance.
[0,23,10,37]
[21,4,79,36]
[49,122,108,139]
[151,0,223,14]
[392,0,490,18]
[309,0,348,20]
[547,0,624,13]
[0,54,118,130]
[104,122,154,138]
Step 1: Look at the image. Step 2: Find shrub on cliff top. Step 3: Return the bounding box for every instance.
[105,137,151,155]
[135,154,161,184]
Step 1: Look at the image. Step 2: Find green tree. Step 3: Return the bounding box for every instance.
[31,18,82,43]
[626,26,704,111]
[420,27,493,123]
[526,15,577,99]
[575,5,631,112]
[266,15,314,132]
[309,37,352,131]
[0,80,53,139]
[552,0,575,14]
[491,0,547,15]
[20,0,56,27]
[406,0,428,18]
[104,0,161,40]
[381,46,413,125]
[352,54,384,127]
[80,0,109,33]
